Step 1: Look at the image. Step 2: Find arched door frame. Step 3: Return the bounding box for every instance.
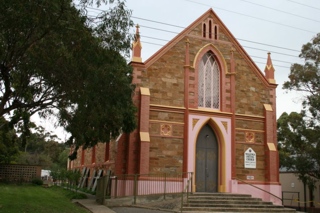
[193,118,226,192]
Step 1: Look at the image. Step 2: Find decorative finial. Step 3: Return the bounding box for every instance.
[131,24,142,63]
[264,52,275,84]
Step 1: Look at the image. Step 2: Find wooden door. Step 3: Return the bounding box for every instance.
[196,124,218,192]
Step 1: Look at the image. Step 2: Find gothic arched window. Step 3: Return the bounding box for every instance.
[198,52,220,109]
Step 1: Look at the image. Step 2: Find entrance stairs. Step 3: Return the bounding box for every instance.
[181,193,297,212]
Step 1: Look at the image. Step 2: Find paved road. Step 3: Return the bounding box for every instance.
[111,207,174,213]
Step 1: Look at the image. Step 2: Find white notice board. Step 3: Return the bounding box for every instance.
[244,148,256,169]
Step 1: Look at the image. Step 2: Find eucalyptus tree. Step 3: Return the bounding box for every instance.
[0,0,136,158]
[280,33,320,207]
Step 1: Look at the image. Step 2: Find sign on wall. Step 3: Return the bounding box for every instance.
[244,148,256,169]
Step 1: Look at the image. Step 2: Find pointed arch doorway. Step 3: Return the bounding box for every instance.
[196,124,219,192]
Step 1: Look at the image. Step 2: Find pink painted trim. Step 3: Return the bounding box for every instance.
[188,114,232,192]
[231,180,282,205]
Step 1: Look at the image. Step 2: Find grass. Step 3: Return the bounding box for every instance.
[0,184,90,213]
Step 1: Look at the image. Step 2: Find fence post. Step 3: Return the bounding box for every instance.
[180,189,183,213]
[187,179,189,203]
[114,176,118,198]
[96,176,106,205]
[298,192,300,211]
[133,174,138,204]
[190,172,193,194]
[164,173,167,200]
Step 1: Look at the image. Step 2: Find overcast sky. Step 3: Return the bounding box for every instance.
[122,0,320,118]
[38,0,320,140]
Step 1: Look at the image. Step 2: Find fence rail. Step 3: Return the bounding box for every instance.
[110,172,193,204]
[282,191,300,210]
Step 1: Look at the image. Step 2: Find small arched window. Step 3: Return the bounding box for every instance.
[198,52,220,109]
[209,20,212,39]
[203,23,206,38]
[214,26,218,40]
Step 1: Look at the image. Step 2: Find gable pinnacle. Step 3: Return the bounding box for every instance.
[131,24,142,63]
[264,52,276,84]
[134,24,140,41]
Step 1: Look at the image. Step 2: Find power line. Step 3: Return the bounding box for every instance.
[140,37,297,66]
[135,23,301,54]
[87,8,300,57]
[241,45,298,58]
[142,39,292,69]
[87,4,317,34]
[251,56,293,64]
[237,39,299,53]
[142,35,170,42]
[86,6,306,53]
[184,0,317,34]
[286,0,320,11]
[87,7,296,68]
[141,34,299,60]
[130,16,300,53]
[138,25,300,58]
[142,40,163,46]
[132,16,185,29]
[239,0,320,23]
[85,7,304,65]
[139,25,178,35]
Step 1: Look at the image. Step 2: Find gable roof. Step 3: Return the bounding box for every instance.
[143,8,275,87]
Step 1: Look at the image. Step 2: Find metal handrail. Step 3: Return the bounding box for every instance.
[282,191,300,210]
[180,172,193,213]
[235,177,282,203]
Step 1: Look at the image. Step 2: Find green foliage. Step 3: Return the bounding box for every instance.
[0,117,19,164]
[14,124,69,169]
[57,149,70,169]
[0,0,136,158]
[281,33,320,183]
[283,33,320,121]
[31,178,44,186]
[50,168,81,186]
[0,184,89,212]
[16,152,52,167]
[66,191,88,199]
[65,169,82,189]
[277,112,320,189]
[277,112,319,174]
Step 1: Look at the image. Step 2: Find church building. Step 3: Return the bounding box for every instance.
[69,8,280,204]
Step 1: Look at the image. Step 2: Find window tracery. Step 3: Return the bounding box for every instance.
[198,52,220,109]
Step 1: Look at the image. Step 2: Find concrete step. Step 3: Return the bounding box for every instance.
[188,196,263,201]
[182,207,296,212]
[182,193,297,213]
[187,199,273,205]
[185,203,284,208]
[190,193,252,197]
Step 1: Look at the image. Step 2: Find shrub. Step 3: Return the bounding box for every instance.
[31,178,43,186]
[70,192,87,199]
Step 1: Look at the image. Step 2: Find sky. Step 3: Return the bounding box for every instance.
[122,0,319,117]
[35,0,320,141]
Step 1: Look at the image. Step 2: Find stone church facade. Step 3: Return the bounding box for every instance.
[69,9,281,204]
